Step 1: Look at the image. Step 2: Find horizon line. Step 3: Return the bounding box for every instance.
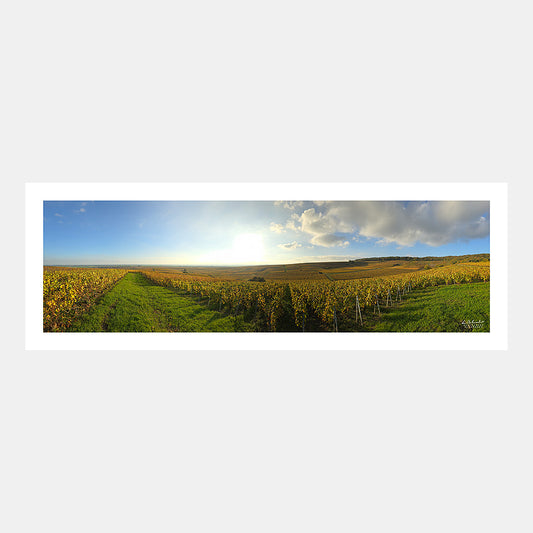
[43,252,490,268]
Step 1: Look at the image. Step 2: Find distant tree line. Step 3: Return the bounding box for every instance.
[348,253,489,264]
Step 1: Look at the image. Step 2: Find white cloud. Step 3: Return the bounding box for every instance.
[310,234,350,247]
[74,207,86,213]
[325,201,490,246]
[285,201,489,248]
[269,222,285,234]
[278,241,302,250]
[285,208,350,247]
[299,208,337,235]
[54,213,63,217]
[285,213,301,232]
[274,200,304,210]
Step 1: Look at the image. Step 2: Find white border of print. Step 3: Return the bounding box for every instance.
[26,182,507,351]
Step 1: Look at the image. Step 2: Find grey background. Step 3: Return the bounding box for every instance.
[3,2,532,532]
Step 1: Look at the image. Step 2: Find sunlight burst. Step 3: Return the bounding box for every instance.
[229,233,265,264]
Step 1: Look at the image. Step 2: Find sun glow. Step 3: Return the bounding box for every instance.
[198,233,265,265]
[228,233,265,264]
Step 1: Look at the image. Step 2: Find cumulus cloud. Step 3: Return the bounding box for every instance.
[285,208,349,247]
[299,208,338,235]
[281,201,489,248]
[269,222,286,234]
[274,200,304,210]
[310,234,350,248]
[285,213,301,232]
[325,201,490,246]
[278,241,302,250]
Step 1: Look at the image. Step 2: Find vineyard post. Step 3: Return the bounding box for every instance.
[374,294,380,316]
[333,308,338,332]
[355,295,363,325]
[386,288,392,307]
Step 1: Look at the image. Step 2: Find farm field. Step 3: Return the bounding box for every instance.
[140,253,489,281]
[43,255,490,333]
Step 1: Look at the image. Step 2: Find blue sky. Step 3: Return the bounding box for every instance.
[43,200,490,265]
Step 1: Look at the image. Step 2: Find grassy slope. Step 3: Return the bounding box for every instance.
[69,272,253,332]
[361,282,490,332]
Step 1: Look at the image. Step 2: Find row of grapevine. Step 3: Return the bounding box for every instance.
[43,268,128,331]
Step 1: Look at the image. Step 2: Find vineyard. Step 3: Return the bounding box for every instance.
[43,268,128,331]
[43,261,489,332]
[140,261,490,332]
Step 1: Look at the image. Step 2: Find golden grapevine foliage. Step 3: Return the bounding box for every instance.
[43,268,128,331]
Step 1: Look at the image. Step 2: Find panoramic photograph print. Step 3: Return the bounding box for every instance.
[43,200,490,333]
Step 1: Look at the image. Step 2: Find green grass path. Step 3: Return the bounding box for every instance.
[363,282,490,332]
[69,272,253,332]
